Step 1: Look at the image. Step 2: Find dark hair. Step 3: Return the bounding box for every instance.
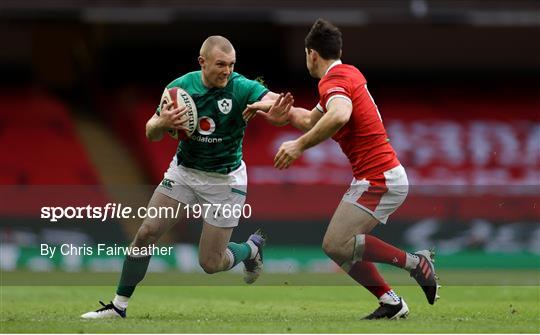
[305,18,342,60]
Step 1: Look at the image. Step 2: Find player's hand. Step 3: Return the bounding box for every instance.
[159,102,190,132]
[274,139,303,170]
[242,93,294,126]
[264,93,293,126]
[242,100,274,122]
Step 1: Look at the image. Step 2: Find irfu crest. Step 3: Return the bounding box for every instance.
[217,98,232,114]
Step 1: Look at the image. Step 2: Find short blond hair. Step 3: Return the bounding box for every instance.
[199,36,234,58]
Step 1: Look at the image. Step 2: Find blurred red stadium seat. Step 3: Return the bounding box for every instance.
[0,90,100,185]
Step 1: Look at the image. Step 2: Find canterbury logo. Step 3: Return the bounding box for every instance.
[160,178,174,190]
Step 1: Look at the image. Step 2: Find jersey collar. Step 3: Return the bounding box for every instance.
[323,60,342,76]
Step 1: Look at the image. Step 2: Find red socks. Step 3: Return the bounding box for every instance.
[361,234,407,268]
[344,234,407,299]
[348,261,390,298]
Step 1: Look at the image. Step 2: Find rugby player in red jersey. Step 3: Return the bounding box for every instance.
[246,18,439,319]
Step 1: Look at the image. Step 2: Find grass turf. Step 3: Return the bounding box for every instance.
[1,273,539,333]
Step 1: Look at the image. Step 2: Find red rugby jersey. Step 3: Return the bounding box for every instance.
[316,62,400,179]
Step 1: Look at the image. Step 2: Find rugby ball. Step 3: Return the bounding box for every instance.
[159,87,198,140]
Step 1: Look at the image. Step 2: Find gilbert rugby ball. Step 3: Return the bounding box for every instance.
[159,87,198,140]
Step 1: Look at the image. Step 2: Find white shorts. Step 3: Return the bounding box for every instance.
[156,160,248,228]
[342,164,409,224]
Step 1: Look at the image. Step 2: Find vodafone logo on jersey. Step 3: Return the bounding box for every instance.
[197,117,216,135]
[192,116,222,143]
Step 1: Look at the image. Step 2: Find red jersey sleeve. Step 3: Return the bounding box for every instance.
[317,74,352,113]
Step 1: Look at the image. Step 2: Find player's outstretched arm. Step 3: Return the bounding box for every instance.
[288,106,323,132]
[242,91,321,131]
[274,98,352,169]
[296,98,352,150]
[146,102,189,141]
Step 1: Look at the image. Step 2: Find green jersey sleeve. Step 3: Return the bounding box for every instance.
[234,74,269,105]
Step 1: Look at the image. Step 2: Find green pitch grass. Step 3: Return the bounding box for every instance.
[1,273,539,333]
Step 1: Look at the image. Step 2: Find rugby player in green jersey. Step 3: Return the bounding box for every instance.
[82,36,292,319]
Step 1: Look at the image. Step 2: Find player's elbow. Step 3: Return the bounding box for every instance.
[333,112,350,127]
[303,118,315,131]
[145,129,157,141]
[145,127,152,140]
[145,124,163,141]
[326,99,352,126]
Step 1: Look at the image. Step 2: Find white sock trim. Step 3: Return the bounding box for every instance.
[225,248,235,270]
[405,253,420,271]
[127,253,151,259]
[352,234,365,263]
[246,240,258,259]
[379,290,401,305]
[113,294,129,310]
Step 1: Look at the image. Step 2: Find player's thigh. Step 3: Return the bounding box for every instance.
[323,200,379,247]
[133,191,186,247]
[198,221,233,262]
[194,162,247,229]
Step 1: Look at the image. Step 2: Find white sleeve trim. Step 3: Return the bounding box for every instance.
[325,94,352,110]
[315,103,324,113]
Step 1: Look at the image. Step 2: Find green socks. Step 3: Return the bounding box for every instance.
[115,243,252,295]
[116,255,151,298]
[226,242,252,268]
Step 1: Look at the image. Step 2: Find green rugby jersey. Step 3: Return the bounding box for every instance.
[156,71,268,174]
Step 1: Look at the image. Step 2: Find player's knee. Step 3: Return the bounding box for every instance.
[199,256,221,274]
[322,239,343,261]
[134,222,160,246]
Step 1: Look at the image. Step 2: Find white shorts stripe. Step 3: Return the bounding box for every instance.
[342,165,409,224]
